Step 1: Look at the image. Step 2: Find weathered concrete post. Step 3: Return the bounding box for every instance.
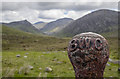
[68,32,109,78]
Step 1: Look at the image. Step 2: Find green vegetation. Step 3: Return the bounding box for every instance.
[2,51,74,77]
[101,31,119,59]
[2,25,120,77]
[3,26,118,59]
[2,51,120,78]
[2,25,70,51]
[2,20,40,34]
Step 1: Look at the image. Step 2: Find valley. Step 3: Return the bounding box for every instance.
[1,9,120,78]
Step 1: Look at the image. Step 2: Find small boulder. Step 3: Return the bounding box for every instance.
[16,55,20,57]
[108,58,112,62]
[42,52,46,54]
[41,55,44,56]
[106,63,110,66]
[45,67,52,72]
[46,52,50,54]
[28,65,33,70]
[118,68,120,72]
[52,58,57,61]
[39,68,42,70]
[25,53,29,55]
[24,56,27,58]
[62,51,65,53]
[68,68,72,70]
[57,61,63,64]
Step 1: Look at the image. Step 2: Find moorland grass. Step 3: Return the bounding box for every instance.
[2,26,120,77]
[2,51,119,77]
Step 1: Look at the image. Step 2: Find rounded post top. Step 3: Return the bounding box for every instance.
[68,32,109,78]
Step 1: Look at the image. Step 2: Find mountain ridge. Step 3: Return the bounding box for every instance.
[2,20,40,34]
[55,9,119,37]
[34,21,44,24]
[39,18,73,35]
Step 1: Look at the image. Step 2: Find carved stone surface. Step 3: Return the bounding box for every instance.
[68,32,109,78]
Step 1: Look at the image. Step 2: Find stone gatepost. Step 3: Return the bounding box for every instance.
[68,32,109,79]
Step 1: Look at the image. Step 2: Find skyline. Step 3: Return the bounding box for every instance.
[1,2,118,24]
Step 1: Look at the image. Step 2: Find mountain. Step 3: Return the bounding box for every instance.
[2,25,69,51]
[33,21,47,30]
[34,21,44,24]
[40,18,73,35]
[56,9,118,37]
[2,20,40,33]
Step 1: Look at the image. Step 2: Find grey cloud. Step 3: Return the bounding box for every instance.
[2,2,38,11]
[2,2,118,11]
[1,2,118,23]
[38,16,55,19]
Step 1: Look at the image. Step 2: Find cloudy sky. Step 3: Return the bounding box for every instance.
[1,0,119,24]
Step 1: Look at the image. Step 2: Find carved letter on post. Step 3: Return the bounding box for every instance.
[68,32,109,79]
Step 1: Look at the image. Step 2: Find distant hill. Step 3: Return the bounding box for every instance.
[33,22,47,30]
[40,18,73,35]
[2,20,40,34]
[2,25,69,51]
[56,9,119,37]
[34,21,44,24]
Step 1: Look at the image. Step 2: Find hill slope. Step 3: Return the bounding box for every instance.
[56,9,118,37]
[33,22,47,30]
[2,20,40,34]
[40,18,73,35]
[2,25,70,51]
